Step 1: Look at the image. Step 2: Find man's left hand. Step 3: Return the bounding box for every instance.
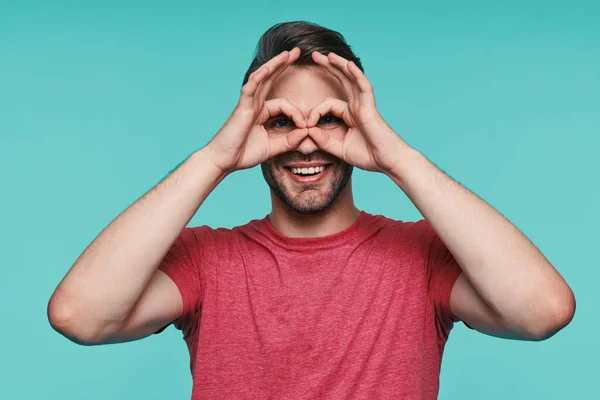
[306,51,411,174]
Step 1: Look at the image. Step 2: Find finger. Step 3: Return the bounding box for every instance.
[306,97,350,127]
[239,65,271,106]
[256,47,300,102]
[311,51,355,104]
[347,60,376,108]
[262,98,307,128]
[307,127,344,160]
[269,128,310,156]
[239,50,291,107]
[327,52,354,81]
[327,52,361,105]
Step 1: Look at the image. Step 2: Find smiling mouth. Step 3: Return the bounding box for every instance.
[284,164,331,176]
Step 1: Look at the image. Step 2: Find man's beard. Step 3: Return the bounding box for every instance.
[261,151,353,215]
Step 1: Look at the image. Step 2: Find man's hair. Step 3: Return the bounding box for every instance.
[242,21,364,86]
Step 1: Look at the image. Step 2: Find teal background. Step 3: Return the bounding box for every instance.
[1,1,597,398]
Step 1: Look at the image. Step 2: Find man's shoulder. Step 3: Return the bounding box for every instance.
[366,211,427,230]
[184,216,264,240]
[367,212,434,243]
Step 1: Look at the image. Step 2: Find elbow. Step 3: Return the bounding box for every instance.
[522,287,576,341]
[47,292,105,346]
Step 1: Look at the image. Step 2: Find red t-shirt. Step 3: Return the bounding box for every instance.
[158,211,463,399]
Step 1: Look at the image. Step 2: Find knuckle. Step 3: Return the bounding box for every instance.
[250,68,266,82]
[268,98,283,108]
[240,85,251,95]
[249,67,262,77]
[241,83,257,96]
[235,107,255,121]
[249,74,260,84]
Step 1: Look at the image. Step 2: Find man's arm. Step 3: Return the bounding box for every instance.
[47,149,225,345]
[305,51,575,341]
[388,148,576,340]
[47,47,309,346]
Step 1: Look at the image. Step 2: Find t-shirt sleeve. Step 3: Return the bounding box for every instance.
[155,226,212,338]
[419,220,464,341]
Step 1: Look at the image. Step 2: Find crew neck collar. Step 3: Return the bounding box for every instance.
[259,210,370,249]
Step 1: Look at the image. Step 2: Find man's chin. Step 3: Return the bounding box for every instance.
[288,199,331,215]
[262,160,352,216]
[279,191,329,215]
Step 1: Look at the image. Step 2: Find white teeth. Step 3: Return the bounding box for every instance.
[291,165,326,175]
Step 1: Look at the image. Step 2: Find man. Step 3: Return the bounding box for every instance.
[48,21,575,399]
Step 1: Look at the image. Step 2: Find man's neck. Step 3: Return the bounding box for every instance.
[267,186,361,239]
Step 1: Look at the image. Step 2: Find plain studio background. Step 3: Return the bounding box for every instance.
[1,1,597,399]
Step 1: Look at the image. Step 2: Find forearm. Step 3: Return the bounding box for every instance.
[388,146,574,333]
[49,147,226,334]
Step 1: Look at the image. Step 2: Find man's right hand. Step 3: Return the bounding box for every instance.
[47,48,309,346]
[204,47,309,174]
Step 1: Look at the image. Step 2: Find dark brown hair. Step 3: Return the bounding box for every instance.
[242,21,364,86]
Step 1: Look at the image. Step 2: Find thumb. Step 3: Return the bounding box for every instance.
[307,127,344,160]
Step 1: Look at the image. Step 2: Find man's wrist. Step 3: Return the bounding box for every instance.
[383,144,422,184]
[190,146,231,183]
[384,146,432,194]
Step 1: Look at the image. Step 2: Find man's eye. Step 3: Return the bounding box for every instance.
[271,118,293,128]
[320,114,340,124]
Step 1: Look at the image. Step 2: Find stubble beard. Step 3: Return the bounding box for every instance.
[261,157,353,215]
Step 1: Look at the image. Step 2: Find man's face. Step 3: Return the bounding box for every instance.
[261,65,353,215]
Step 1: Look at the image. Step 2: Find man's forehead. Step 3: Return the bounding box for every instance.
[265,65,347,113]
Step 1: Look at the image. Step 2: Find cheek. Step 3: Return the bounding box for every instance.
[262,161,278,175]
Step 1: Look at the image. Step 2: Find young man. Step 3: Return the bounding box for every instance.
[48,21,575,399]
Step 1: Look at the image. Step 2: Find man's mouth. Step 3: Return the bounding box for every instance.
[288,165,327,176]
[283,163,332,183]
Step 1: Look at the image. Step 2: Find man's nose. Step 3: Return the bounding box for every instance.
[296,136,319,155]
